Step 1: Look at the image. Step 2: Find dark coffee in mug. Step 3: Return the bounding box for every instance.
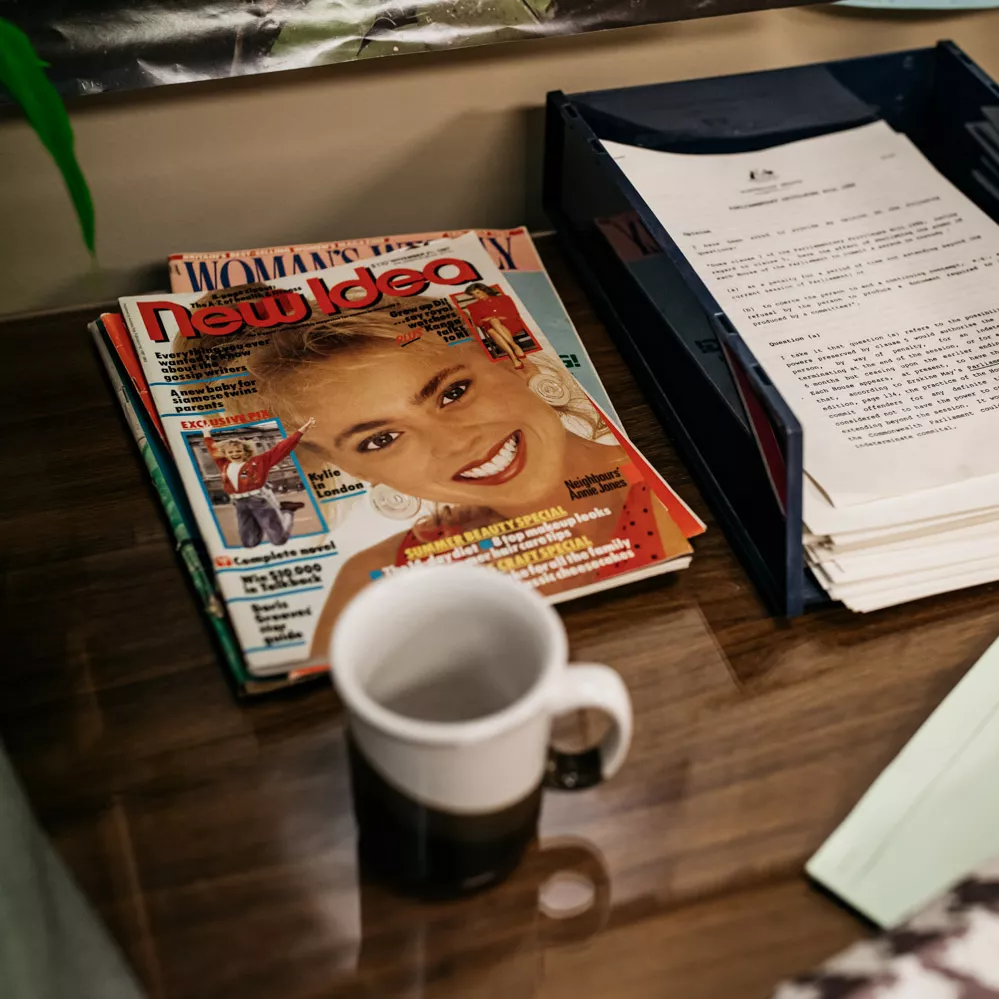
[331,565,633,897]
[348,738,542,894]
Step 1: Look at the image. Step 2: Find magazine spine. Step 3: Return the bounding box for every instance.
[90,320,253,691]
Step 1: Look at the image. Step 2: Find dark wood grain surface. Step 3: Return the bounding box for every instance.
[3,237,998,999]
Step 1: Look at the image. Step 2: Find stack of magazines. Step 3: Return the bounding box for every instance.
[92,228,705,693]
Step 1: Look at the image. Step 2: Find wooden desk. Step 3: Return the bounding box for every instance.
[2,238,998,999]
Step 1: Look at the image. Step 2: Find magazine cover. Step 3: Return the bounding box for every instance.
[122,233,704,676]
[168,227,618,420]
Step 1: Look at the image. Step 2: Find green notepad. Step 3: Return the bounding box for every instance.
[808,636,999,927]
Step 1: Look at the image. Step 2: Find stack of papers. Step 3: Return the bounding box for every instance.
[603,122,999,611]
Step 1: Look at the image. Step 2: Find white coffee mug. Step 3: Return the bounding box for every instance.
[330,564,633,896]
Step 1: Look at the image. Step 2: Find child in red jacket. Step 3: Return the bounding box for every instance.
[203,418,315,547]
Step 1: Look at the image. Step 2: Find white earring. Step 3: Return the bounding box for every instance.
[528,369,573,406]
[369,483,422,520]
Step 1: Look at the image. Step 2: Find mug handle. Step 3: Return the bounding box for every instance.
[544,664,633,791]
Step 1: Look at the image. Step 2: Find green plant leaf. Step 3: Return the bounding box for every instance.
[0,18,95,255]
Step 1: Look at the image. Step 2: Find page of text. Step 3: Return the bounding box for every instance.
[604,123,999,506]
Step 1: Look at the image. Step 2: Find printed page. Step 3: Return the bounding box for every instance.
[603,123,999,506]
[808,634,999,924]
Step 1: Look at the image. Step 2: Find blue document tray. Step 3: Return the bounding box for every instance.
[544,41,999,616]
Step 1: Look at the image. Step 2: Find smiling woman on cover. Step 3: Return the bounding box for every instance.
[187,288,691,658]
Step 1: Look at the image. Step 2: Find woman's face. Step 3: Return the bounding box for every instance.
[298,339,569,512]
[222,441,251,461]
[471,287,491,301]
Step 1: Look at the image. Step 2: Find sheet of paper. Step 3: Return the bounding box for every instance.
[803,473,999,537]
[807,510,999,552]
[823,551,999,595]
[814,534,999,584]
[603,123,999,507]
[808,634,999,923]
[807,515,999,565]
[805,519,999,566]
[845,561,999,610]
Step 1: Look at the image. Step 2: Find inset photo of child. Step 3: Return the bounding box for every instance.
[185,419,324,548]
[454,282,541,368]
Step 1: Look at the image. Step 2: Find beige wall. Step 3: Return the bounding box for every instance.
[2,5,999,315]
